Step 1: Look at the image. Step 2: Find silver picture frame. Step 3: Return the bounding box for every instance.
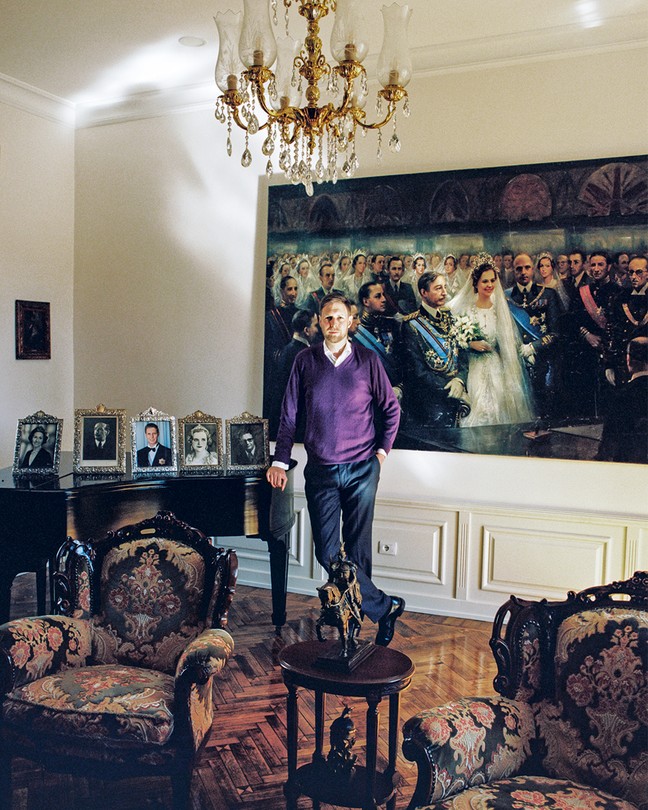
[178,411,224,474]
[73,404,127,475]
[130,406,178,475]
[13,410,63,476]
[225,412,269,473]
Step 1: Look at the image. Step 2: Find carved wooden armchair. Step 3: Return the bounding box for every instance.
[0,511,238,810]
[402,572,648,810]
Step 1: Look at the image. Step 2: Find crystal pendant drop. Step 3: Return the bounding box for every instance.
[305,179,314,196]
[388,132,401,153]
[350,152,359,173]
[248,114,259,135]
[241,148,253,167]
[403,97,411,117]
[226,137,233,157]
[315,160,325,181]
[262,136,275,156]
[376,130,383,161]
[266,160,274,178]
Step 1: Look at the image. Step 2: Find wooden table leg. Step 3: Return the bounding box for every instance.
[364,696,381,810]
[285,683,299,810]
[313,690,326,764]
[386,693,400,810]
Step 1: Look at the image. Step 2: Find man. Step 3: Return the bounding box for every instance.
[136,422,173,467]
[613,251,631,288]
[355,281,404,398]
[401,271,468,428]
[598,336,648,464]
[83,420,116,460]
[565,249,588,302]
[501,250,515,287]
[269,309,320,436]
[267,293,404,647]
[566,250,620,417]
[606,255,648,387]
[305,260,343,313]
[382,255,417,318]
[266,275,300,358]
[506,252,561,417]
[234,430,263,465]
[556,254,570,281]
[370,254,386,283]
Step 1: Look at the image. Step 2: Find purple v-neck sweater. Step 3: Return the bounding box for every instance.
[274,342,401,466]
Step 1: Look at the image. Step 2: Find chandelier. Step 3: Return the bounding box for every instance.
[214,0,412,195]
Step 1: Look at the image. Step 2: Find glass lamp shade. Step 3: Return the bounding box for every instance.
[377,3,412,88]
[214,10,245,93]
[330,0,369,63]
[239,0,277,69]
[270,36,302,111]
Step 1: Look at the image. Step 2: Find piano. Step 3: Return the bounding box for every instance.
[0,453,296,628]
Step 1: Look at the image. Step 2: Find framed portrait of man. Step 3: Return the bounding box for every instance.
[73,405,126,475]
[15,300,51,360]
[131,407,178,475]
[13,410,63,476]
[226,412,269,473]
[178,411,223,474]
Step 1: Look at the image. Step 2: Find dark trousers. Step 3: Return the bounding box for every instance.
[304,456,390,623]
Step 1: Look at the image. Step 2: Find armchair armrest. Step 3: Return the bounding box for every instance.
[0,615,92,692]
[174,628,235,751]
[402,696,535,808]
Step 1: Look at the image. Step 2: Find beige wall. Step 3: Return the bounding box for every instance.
[73,48,648,518]
[0,98,75,465]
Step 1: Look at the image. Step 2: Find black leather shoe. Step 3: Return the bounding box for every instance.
[375,596,405,647]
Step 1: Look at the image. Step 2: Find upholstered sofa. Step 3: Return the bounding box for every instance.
[0,511,238,810]
[402,571,647,810]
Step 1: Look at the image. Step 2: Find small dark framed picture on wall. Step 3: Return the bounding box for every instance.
[15,300,51,360]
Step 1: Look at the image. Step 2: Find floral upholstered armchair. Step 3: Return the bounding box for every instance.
[0,511,238,810]
[402,572,648,810]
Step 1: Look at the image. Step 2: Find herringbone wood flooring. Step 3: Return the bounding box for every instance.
[7,575,497,810]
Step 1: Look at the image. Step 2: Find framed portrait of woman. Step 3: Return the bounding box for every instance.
[226,412,269,473]
[178,411,223,474]
[73,404,127,475]
[13,410,63,476]
[130,406,178,475]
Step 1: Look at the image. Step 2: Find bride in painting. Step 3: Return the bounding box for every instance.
[450,253,535,427]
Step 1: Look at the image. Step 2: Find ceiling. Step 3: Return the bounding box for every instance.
[0,0,646,110]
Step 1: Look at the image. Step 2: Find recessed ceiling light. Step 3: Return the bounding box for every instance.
[179,36,206,47]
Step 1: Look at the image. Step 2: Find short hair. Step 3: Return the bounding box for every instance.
[627,336,648,368]
[318,260,334,276]
[418,270,444,294]
[387,255,403,269]
[28,425,47,444]
[292,308,315,333]
[358,281,382,306]
[319,292,352,314]
[569,249,586,261]
[94,421,109,432]
[280,274,297,290]
[589,249,610,265]
[144,422,159,434]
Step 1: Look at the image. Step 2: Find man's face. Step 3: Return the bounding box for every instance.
[242,433,255,451]
[569,253,584,276]
[618,253,630,273]
[363,284,386,314]
[319,299,352,345]
[557,255,569,279]
[628,258,648,291]
[281,278,298,305]
[94,423,108,443]
[372,255,384,274]
[503,254,513,269]
[320,265,335,290]
[421,276,447,309]
[588,254,609,283]
[145,426,159,447]
[388,260,404,283]
[513,254,534,286]
[304,314,319,343]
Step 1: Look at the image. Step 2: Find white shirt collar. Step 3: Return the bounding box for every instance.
[421,301,440,319]
[323,339,352,366]
[631,283,648,295]
[517,283,532,294]
[293,334,310,346]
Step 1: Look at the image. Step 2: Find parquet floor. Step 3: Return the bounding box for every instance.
[7,575,498,810]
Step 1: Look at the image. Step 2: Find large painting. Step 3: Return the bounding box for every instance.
[263,156,648,464]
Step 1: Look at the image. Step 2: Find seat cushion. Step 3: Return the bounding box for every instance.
[534,608,648,808]
[2,664,175,747]
[428,775,638,809]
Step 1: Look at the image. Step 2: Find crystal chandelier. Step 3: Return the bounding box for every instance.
[214,0,412,195]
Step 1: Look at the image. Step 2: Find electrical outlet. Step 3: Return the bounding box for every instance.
[378,541,397,556]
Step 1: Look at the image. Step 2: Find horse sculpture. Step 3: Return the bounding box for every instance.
[316,555,363,657]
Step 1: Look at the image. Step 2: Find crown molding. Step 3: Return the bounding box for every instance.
[0,73,75,126]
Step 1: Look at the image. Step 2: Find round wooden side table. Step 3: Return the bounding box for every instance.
[279,640,415,810]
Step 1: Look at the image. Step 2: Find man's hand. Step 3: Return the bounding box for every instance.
[584,332,602,350]
[444,378,465,399]
[520,343,536,365]
[376,453,385,466]
[266,465,287,491]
